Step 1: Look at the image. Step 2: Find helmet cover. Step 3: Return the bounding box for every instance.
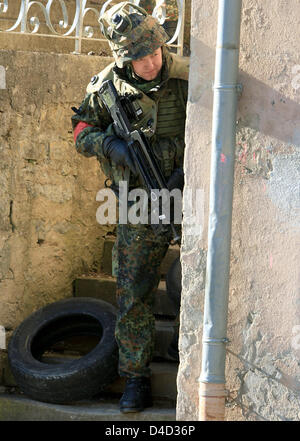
[99,2,169,67]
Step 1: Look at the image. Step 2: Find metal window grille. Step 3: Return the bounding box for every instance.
[0,0,186,55]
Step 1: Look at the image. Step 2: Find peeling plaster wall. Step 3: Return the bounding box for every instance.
[0,51,114,380]
[177,0,300,421]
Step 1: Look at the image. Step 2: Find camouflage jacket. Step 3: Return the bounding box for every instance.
[71,46,189,188]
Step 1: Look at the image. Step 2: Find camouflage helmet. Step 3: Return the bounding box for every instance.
[99,2,169,68]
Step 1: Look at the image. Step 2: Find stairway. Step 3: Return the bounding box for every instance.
[0,237,180,421]
[73,237,180,417]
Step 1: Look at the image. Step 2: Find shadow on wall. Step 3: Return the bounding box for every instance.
[188,38,300,233]
[188,39,300,148]
[238,70,300,147]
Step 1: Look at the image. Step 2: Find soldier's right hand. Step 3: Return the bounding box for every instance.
[102,136,137,175]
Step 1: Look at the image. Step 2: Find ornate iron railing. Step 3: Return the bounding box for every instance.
[0,0,185,55]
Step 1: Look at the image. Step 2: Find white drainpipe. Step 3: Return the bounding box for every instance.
[199,0,242,421]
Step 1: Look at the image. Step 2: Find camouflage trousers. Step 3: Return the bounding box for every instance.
[113,223,176,378]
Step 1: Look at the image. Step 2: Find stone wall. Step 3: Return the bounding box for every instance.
[0,51,114,380]
[177,0,300,421]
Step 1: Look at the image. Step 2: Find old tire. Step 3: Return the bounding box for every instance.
[166,256,181,313]
[8,297,118,404]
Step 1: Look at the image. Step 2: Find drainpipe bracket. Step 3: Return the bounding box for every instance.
[212,82,243,95]
[202,337,230,345]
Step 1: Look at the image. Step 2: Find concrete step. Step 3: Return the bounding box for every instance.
[101,238,180,278]
[2,323,178,395]
[32,357,178,401]
[73,275,177,318]
[38,320,177,364]
[105,361,178,402]
[0,361,177,421]
[0,393,175,421]
[154,320,178,361]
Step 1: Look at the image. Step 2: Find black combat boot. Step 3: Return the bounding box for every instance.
[119,377,153,413]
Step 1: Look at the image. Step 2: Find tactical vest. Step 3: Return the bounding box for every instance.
[87,49,189,186]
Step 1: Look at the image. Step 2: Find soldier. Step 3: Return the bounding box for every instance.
[71,2,189,413]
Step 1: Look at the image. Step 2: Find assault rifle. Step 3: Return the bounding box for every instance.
[97,79,180,243]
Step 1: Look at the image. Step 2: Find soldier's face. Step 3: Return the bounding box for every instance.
[132,47,163,81]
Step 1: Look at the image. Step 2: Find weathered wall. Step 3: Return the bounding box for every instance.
[0,51,114,381]
[177,0,300,421]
